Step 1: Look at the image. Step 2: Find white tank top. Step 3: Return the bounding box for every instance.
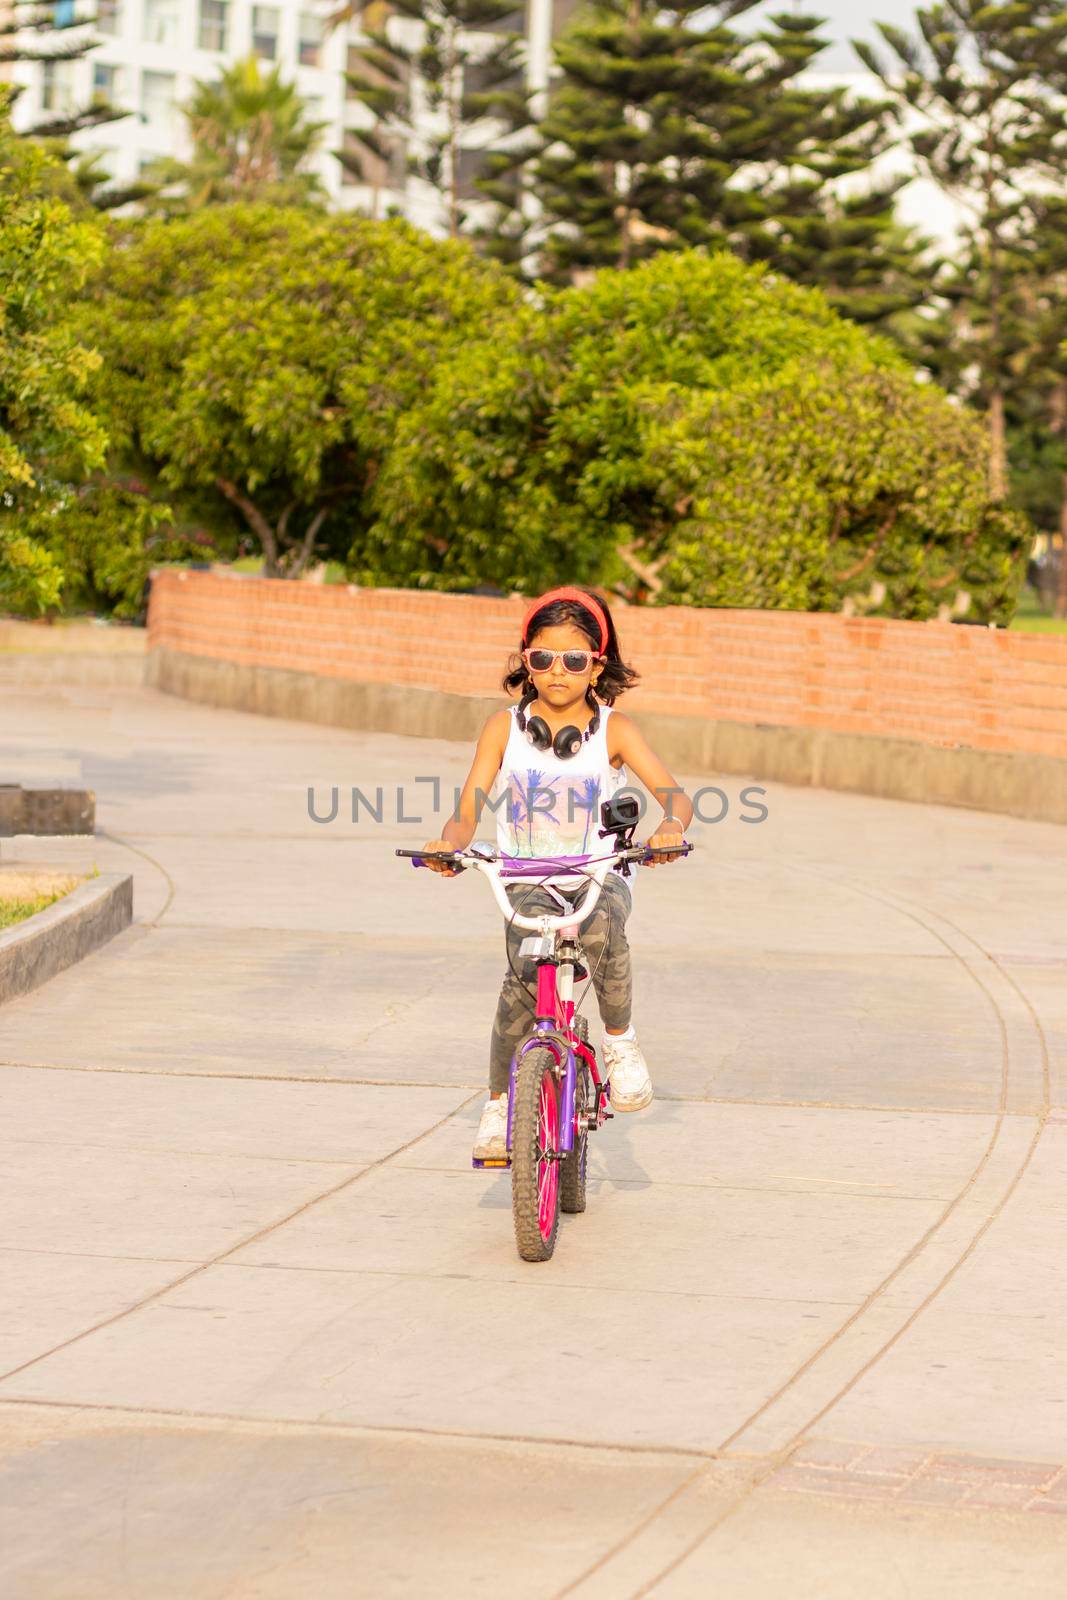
[492,701,632,883]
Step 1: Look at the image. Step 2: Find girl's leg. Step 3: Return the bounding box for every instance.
[487,885,564,1095]
[583,875,650,1110]
[579,874,633,1034]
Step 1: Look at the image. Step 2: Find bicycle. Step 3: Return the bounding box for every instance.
[397,804,693,1262]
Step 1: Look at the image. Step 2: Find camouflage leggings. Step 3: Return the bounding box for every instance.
[488,873,633,1094]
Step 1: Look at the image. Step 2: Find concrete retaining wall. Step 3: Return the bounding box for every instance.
[0,653,146,686]
[0,873,133,1005]
[146,570,1067,825]
[0,620,146,685]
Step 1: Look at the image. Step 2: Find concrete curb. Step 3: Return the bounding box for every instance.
[0,873,134,1006]
[147,646,1067,827]
[0,785,95,836]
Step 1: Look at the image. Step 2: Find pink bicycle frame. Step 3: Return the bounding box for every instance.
[505,931,605,1156]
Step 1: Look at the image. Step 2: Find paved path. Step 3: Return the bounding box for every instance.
[2,682,1067,1597]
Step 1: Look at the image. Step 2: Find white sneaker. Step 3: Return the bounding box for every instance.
[473,1093,509,1160]
[603,1035,653,1112]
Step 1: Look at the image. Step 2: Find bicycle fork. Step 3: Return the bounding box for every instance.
[505,939,584,1159]
[474,939,606,1172]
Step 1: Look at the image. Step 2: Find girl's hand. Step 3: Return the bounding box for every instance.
[642,823,686,867]
[421,839,462,876]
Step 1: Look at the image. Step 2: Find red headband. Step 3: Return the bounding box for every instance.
[521,587,609,656]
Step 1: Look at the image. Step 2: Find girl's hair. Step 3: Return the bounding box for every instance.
[501,587,640,706]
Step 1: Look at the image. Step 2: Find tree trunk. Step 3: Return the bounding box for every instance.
[982,124,1008,505]
[616,540,664,597]
[616,0,641,272]
[617,200,632,272]
[988,387,1008,503]
[1050,383,1067,620]
[447,22,460,240]
[1057,471,1067,620]
[216,478,279,575]
[286,507,329,580]
[986,264,1007,501]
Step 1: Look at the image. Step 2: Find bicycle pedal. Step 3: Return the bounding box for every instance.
[472,1157,511,1170]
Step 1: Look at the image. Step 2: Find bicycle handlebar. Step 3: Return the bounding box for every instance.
[394,841,693,933]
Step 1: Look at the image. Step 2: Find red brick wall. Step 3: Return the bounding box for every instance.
[147,570,1067,761]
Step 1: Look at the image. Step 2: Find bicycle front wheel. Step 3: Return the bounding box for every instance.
[511,1047,561,1262]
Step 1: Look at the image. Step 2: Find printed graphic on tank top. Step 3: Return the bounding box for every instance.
[492,702,632,886]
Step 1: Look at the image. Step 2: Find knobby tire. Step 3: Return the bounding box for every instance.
[511,1047,561,1262]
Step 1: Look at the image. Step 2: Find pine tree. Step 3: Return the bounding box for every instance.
[330,0,531,238]
[1000,196,1067,615]
[514,2,901,286]
[59,146,159,212]
[755,178,935,327]
[1,2,124,140]
[854,1,1067,502]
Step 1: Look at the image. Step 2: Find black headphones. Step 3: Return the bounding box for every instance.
[517,688,601,761]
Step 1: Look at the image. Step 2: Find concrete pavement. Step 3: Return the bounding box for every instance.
[1,681,1066,1596]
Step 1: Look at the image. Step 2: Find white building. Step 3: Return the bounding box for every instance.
[5,4,957,245]
[6,0,570,230]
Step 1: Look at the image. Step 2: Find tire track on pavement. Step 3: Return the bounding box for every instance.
[559,872,1051,1600]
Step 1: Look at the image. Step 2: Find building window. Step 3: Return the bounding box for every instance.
[92,62,119,105]
[298,12,323,67]
[463,55,523,108]
[454,146,490,202]
[341,128,406,191]
[198,0,228,51]
[143,0,181,48]
[347,41,407,105]
[141,69,177,137]
[41,58,77,115]
[97,0,121,34]
[482,4,524,32]
[41,59,57,113]
[53,1,76,26]
[252,5,280,60]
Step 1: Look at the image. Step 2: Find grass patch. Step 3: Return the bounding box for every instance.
[0,891,65,929]
[228,557,349,583]
[163,556,350,582]
[1010,584,1067,633]
[1009,612,1067,634]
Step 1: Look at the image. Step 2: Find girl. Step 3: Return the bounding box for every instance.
[422,586,693,1162]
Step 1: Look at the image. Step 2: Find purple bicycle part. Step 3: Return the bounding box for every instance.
[508,1030,578,1156]
[497,853,596,879]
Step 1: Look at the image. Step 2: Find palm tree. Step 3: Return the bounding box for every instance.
[148,55,327,212]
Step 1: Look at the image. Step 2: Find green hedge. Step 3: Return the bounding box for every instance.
[67,209,1027,621]
[363,250,1028,620]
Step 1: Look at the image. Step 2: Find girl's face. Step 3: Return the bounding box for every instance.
[525,622,602,711]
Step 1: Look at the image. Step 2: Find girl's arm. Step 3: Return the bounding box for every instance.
[609,712,693,867]
[421,710,510,875]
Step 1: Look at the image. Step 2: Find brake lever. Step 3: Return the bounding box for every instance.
[395,848,469,872]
